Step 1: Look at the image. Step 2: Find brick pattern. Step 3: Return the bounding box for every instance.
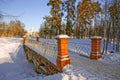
[56,38,70,72]
[23,36,26,44]
[24,45,59,75]
[24,35,70,73]
[90,38,102,60]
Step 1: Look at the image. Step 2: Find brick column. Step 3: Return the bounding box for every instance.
[23,35,26,44]
[36,36,39,42]
[90,36,102,60]
[56,35,70,72]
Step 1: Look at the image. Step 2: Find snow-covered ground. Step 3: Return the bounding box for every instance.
[69,39,120,66]
[0,38,120,80]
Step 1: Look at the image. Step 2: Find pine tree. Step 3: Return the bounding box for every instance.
[62,0,76,37]
[109,0,120,51]
[77,0,101,38]
[47,0,63,38]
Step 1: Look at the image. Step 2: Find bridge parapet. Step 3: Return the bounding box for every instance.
[69,41,91,57]
[26,38,58,64]
[23,35,70,74]
[24,45,59,75]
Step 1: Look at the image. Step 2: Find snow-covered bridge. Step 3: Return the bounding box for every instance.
[0,38,120,80]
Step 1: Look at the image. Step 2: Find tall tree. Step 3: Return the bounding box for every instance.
[62,0,76,36]
[0,20,25,37]
[77,0,101,38]
[15,20,25,37]
[109,0,120,51]
[47,0,63,38]
[0,22,6,36]
[43,16,52,38]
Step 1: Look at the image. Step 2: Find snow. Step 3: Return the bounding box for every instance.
[0,38,21,62]
[91,36,102,39]
[0,38,39,80]
[102,52,120,65]
[25,41,57,65]
[54,34,70,38]
[0,38,120,80]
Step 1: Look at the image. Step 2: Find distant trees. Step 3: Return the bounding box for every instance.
[40,0,102,39]
[40,0,76,38]
[39,19,51,38]
[62,0,76,37]
[98,0,120,53]
[105,0,120,52]
[0,20,25,37]
[47,0,63,38]
[76,0,101,38]
[39,0,119,52]
[0,1,24,37]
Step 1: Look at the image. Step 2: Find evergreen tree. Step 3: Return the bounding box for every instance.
[47,0,63,38]
[62,0,76,36]
[77,0,101,38]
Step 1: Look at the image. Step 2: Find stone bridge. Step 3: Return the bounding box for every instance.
[24,45,59,75]
[23,35,102,75]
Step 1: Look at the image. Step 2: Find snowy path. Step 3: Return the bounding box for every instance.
[0,38,41,80]
[68,53,120,80]
[0,38,120,80]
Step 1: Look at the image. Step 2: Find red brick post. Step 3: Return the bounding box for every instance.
[36,36,39,42]
[56,35,70,72]
[90,36,102,60]
[23,35,26,44]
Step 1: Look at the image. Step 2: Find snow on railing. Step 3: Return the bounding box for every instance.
[69,41,91,57]
[26,38,91,58]
[26,38,58,64]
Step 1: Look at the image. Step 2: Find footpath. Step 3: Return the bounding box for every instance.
[69,52,120,80]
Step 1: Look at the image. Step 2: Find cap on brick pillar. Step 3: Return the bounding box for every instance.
[55,34,70,72]
[90,36,102,60]
[23,35,26,44]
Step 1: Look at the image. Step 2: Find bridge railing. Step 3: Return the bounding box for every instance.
[23,35,71,72]
[69,41,91,57]
[23,35,102,73]
[26,38,58,64]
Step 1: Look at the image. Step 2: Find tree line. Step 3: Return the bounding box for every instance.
[39,0,103,38]
[0,20,25,37]
[39,0,120,52]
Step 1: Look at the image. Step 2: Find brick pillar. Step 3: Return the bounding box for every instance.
[23,35,26,44]
[36,36,39,42]
[56,35,70,72]
[90,36,102,60]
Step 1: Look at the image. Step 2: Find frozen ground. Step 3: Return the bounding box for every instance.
[0,38,120,80]
[0,38,40,80]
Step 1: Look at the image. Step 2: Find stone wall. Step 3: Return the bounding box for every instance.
[24,45,59,75]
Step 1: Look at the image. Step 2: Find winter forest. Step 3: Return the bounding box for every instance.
[0,0,120,80]
[0,0,120,53]
[39,0,120,53]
